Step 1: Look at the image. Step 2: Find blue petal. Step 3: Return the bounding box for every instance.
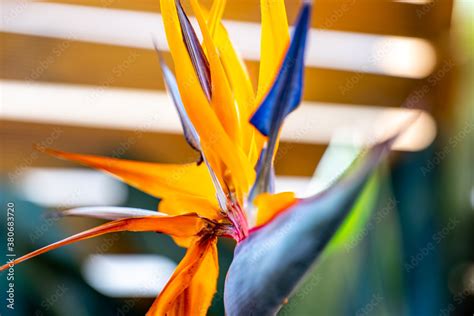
[176,0,212,101]
[250,2,311,137]
[225,136,396,316]
[247,2,311,203]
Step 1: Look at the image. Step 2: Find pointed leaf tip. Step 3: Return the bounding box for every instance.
[225,136,395,316]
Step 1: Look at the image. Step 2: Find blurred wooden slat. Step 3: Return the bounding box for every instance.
[0,0,454,177]
[44,0,453,38]
[0,120,325,177]
[0,32,419,107]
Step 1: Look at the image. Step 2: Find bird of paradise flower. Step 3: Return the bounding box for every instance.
[1,0,402,315]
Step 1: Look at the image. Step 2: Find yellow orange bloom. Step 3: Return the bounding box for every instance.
[0,0,314,315]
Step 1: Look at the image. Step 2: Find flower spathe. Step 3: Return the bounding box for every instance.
[0,0,349,315]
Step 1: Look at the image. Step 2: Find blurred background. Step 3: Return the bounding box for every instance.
[0,0,473,315]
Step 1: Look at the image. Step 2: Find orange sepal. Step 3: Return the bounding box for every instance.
[41,148,217,203]
[0,214,207,272]
[254,192,298,226]
[147,236,218,316]
[204,0,260,165]
[160,0,256,198]
[159,195,223,247]
[257,0,290,103]
[190,0,242,147]
[159,194,223,221]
